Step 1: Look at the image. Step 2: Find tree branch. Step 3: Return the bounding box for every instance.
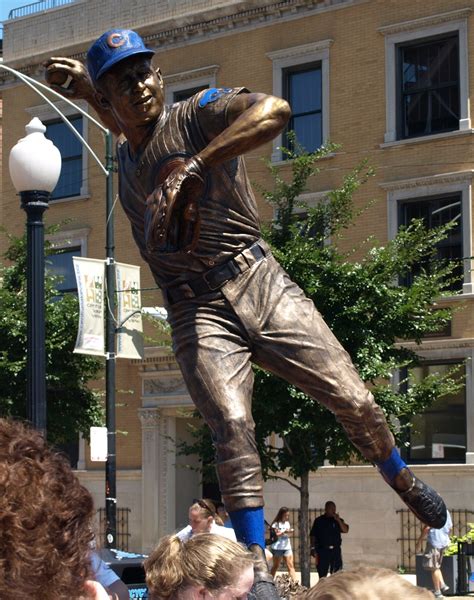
[267,473,301,492]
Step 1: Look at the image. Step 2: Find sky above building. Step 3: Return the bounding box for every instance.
[1,0,32,39]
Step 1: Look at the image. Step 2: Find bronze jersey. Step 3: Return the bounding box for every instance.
[117,87,261,289]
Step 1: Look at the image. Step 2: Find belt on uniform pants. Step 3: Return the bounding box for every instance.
[164,240,267,305]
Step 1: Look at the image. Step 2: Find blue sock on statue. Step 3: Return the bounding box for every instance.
[376,447,407,484]
[228,506,265,548]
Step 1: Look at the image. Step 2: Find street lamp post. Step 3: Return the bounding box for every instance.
[3,62,117,547]
[8,117,61,435]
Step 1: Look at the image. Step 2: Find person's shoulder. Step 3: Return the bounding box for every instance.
[314,514,325,522]
[176,525,192,540]
[90,552,120,587]
[195,87,247,108]
[214,523,237,541]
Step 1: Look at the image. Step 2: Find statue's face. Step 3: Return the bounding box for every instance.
[98,54,164,130]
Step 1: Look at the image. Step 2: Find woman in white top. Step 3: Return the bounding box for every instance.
[176,498,237,542]
[269,506,297,582]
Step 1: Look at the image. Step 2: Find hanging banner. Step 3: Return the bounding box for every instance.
[115,262,144,359]
[73,257,106,356]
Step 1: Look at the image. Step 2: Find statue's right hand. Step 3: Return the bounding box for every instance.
[43,57,94,100]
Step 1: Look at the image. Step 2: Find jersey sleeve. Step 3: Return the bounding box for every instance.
[193,87,250,142]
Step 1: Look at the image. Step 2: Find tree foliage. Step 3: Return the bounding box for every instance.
[0,230,104,444]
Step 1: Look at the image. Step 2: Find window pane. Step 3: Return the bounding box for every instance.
[46,116,82,158]
[431,86,460,132]
[46,247,81,293]
[403,91,429,137]
[399,35,459,138]
[289,68,322,114]
[53,158,83,200]
[406,363,466,463]
[290,113,322,153]
[282,63,323,155]
[399,194,463,290]
[46,116,83,199]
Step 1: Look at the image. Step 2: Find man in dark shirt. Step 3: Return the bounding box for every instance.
[310,501,349,578]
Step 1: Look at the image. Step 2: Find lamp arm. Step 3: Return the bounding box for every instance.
[0,62,109,177]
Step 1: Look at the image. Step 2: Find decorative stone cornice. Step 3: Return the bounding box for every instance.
[163,64,220,85]
[143,377,186,395]
[148,1,341,51]
[378,8,472,36]
[266,39,333,62]
[379,170,474,191]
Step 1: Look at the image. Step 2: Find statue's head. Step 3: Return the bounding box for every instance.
[88,29,164,132]
[87,29,154,84]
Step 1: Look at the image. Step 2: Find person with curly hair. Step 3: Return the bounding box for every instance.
[145,533,255,600]
[0,418,108,600]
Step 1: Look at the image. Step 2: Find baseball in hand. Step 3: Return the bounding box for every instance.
[47,70,72,89]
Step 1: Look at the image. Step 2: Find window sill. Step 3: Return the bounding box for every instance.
[270,152,336,166]
[50,194,91,205]
[436,291,474,303]
[380,128,474,149]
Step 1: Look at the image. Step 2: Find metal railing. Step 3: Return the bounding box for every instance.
[8,0,76,20]
[97,507,131,551]
[397,508,474,573]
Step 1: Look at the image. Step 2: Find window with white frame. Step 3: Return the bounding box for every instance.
[384,172,473,294]
[26,100,89,200]
[46,228,89,295]
[379,8,471,144]
[163,64,219,105]
[397,33,460,139]
[267,40,332,162]
[283,62,322,153]
[398,193,463,291]
[400,361,466,464]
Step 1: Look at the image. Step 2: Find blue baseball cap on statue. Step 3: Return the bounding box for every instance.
[87,29,155,84]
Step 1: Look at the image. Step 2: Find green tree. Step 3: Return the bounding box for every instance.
[178,141,463,585]
[0,231,104,447]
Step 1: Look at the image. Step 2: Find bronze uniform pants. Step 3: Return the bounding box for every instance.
[168,252,395,512]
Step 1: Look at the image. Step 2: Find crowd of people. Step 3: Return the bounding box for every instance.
[0,416,447,600]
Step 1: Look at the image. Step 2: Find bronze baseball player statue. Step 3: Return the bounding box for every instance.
[45,29,447,597]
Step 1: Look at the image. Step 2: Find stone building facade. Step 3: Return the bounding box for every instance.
[2,0,474,569]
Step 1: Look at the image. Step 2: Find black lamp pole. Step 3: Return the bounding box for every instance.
[21,190,50,435]
[104,131,117,548]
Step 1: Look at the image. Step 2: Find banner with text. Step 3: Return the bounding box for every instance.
[116,262,144,360]
[73,257,106,356]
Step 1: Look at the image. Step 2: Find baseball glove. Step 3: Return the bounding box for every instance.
[145,156,206,254]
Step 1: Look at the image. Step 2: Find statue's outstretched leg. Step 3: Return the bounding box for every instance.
[226,253,448,529]
[375,448,446,528]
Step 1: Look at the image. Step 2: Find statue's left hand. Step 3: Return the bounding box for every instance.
[144,156,207,253]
